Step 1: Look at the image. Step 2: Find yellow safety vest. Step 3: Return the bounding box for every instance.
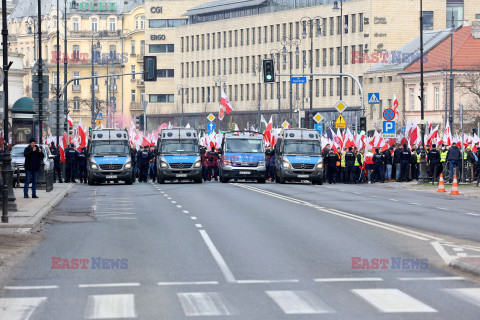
[341,152,346,167]
[355,153,364,166]
[464,152,468,160]
[440,151,447,162]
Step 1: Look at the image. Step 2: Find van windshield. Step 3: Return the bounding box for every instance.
[161,140,197,154]
[91,141,129,155]
[225,139,263,153]
[283,140,321,155]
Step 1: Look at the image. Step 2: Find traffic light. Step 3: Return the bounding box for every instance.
[359,116,367,132]
[473,128,478,136]
[262,59,275,83]
[136,114,144,131]
[143,56,157,81]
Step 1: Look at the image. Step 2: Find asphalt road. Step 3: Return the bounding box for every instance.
[1,180,480,319]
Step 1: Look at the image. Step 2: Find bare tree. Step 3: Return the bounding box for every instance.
[456,67,480,132]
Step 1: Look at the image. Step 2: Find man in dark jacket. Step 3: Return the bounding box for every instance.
[400,144,411,182]
[383,147,393,181]
[344,147,356,183]
[24,138,44,198]
[393,144,402,181]
[446,144,461,182]
[325,149,339,184]
[427,144,441,180]
[77,147,88,183]
[65,143,78,183]
[372,148,385,183]
[50,142,63,183]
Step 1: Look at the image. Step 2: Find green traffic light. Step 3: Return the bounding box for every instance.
[266,75,272,80]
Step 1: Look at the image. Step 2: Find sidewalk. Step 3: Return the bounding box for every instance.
[450,257,480,277]
[0,183,74,230]
[373,180,480,199]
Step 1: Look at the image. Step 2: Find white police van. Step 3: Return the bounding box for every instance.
[155,128,202,184]
[87,129,134,185]
[274,128,323,184]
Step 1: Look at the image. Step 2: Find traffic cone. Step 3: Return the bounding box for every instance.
[450,174,460,195]
[437,174,446,193]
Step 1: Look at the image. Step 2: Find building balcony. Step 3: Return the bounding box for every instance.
[69,30,121,38]
[137,54,145,63]
[130,102,143,111]
[136,79,144,87]
[109,84,118,92]
[72,84,81,92]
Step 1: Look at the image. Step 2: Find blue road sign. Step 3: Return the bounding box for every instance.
[383,121,396,134]
[96,113,103,120]
[207,122,216,132]
[368,93,380,104]
[290,76,307,84]
[314,123,323,135]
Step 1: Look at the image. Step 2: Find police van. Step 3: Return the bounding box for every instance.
[274,128,323,184]
[86,129,134,185]
[219,131,266,183]
[155,128,202,184]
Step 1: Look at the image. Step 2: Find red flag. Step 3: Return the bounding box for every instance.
[67,115,73,127]
[77,119,87,151]
[218,106,225,121]
[220,90,233,115]
[60,133,67,162]
[393,94,399,115]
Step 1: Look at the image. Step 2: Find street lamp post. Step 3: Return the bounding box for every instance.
[91,34,101,128]
[214,76,227,130]
[333,0,343,100]
[270,49,281,126]
[281,36,301,125]
[37,0,44,145]
[418,0,428,183]
[253,63,261,130]
[26,18,37,61]
[448,12,455,131]
[177,84,189,127]
[64,0,76,143]
[301,16,323,129]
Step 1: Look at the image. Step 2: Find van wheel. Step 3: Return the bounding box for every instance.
[125,178,133,185]
[279,175,286,184]
[87,177,93,185]
[220,176,229,183]
[257,178,266,183]
[194,178,202,183]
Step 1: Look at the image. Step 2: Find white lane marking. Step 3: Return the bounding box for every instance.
[163,194,168,197]
[176,205,182,208]
[430,241,455,264]
[3,285,58,290]
[453,248,464,252]
[198,230,236,283]
[399,277,464,281]
[266,290,334,314]
[354,192,362,195]
[191,216,198,220]
[457,252,467,257]
[171,201,177,204]
[444,288,480,307]
[105,217,138,220]
[233,184,309,205]
[79,283,140,288]
[167,197,172,200]
[314,277,382,283]
[410,202,421,205]
[183,210,190,214]
[436,207,448,211]
[84,294,137,319]
[466,212,480,216]
[95,213,137,217]
[177,292,235,316]
[352,289,437,313]
[0,297,47,320]
[158,281,218,286]
[195,224,203,228]
[389,199,399,202]
[237,279,299,284]
[339,189,346,192]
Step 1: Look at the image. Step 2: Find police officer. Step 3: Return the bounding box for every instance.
[65,143,78,183]
[268,147,276,181]
[200,146,209,181]
[50,142,63,183]
[137,145,151,182]
[148,146,157,181]
[131,147,138,182]
[265,147,272,180]
[325,149,339,184]
[77,147,87,183]
[344,147,356,184]
[400,144,412,182]
[372,148,385,183]
[208,146,220,181]
[427,144,441,180]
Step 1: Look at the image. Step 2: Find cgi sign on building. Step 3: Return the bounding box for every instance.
[70,1,117,11]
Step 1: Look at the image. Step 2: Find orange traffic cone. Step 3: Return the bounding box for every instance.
[437,174,446,193]
[450,174,460,195]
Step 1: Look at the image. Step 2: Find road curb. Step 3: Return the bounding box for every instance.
[0,184,74,229]
[449,257,480,277]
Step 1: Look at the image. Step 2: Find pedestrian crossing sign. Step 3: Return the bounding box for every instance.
[334,100,348,113]
[368,93,380,104]
[313,112,323,123]
[207,113,215,122]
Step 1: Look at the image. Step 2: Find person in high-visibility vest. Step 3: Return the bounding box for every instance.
[440,144,448,175]
[340,147,347,182]
[355,148,365,183]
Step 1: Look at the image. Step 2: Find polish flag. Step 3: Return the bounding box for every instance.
[67,115,73,127]
[426,125,439,146]
[77,119,87,151]
[443,123,452,146]
[393,94,399,115]
[263,117,273,146]
[220,90,234,115]
[60,133,67,162]
[218,106,225,121]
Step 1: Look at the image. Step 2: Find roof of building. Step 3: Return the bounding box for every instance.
[366,28,452,74]
[124,0,144,13]
[401,26,480,74]
[183,0,266,16]
[11,97,34,114]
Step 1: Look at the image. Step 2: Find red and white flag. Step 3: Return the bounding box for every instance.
[77,119,87,151]
[443,122,452,146]
[67,115,74,127]
[220,90,233,115]
[393,94,399,115]
[218,106,225,121]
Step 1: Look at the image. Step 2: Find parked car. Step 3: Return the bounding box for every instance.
[11,144,55,183]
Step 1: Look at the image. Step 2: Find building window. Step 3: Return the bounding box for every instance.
[73,98,80,110]
[315,79,320,97]
[72,72,80,85]
[109,18,116,32]
[434,86,440,110]
[91,17,98,31]
[72,45,80,60]
[344,46,348,65]
[140,41,145,55]
[344,78,348,96]
[388,76,393,82]
[336,47,341,66]
[322,48,326,67]
[337,16,341,34]
[73,18,79,31]
[410,88,415,110]
[322,79,327,97]
[344,15,348,34]
[378,100,383,118]
[351,14,356,33]
[131,90,136,102]
[423,11,434,30]
[359,13,364,32]
[329,17,334,35]
[336,78,341,96]
[378,77,383,83]
[149,94,174,103]
[329,48,334,66]
[149,44,174,53]
[131,40,135,55]
[109,45,116,60]
[141,16,145,29]
[351,45,356,64]
[131,65,135,79]
[329,78,333,96]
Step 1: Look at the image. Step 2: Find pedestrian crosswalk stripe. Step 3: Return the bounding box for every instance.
[266,290,334,314]
[0,297,46,320]
[177,292,235,316]
[352,289,437,313]
[444,288,480,307]
[84,294,137,319]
